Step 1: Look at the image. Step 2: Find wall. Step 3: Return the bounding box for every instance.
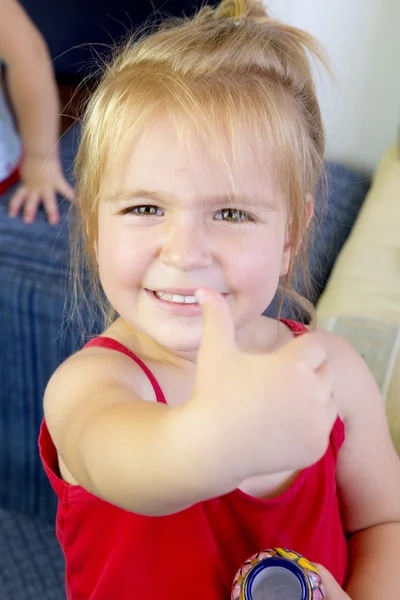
[265,0,400,172]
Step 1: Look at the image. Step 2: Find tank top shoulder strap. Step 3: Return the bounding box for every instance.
[84,337,167,404]
[280,318,308,336]
[279,318,345,452]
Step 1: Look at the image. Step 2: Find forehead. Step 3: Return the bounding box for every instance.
[101,116,281,203]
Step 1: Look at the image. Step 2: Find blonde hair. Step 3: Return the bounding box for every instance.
[72,0,327,334]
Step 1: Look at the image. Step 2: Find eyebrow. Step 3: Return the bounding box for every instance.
[104,189,276,211]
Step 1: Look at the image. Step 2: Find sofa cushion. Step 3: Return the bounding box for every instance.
[0,508,65,600]
[0,125,98,520]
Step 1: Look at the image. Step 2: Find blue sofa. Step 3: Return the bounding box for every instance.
[0,118,371,598]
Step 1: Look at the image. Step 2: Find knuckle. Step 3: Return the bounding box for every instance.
[286,359,306,379]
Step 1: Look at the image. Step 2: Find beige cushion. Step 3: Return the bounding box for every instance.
[317,144,400,454]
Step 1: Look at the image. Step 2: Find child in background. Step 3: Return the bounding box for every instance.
[0,0,73,224]
[39,1,400,599]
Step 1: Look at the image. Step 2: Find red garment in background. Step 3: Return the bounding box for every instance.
[0,165,20,195]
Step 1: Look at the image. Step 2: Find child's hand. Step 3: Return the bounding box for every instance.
[314,564,351,599]
[8,154,74,225]
[188,288,338,483]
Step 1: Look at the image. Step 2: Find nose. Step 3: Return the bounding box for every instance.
[159,218,213,270]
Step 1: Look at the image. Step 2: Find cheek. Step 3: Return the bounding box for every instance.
[97,226,148,289]
[225,231,284,294]
[231,256,281,303]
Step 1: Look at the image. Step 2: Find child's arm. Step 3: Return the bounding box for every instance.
[45,291,337,517]
[44,349,242,516]
[324,332,400,599]
[44,307,337,518]
[0,0,73,224]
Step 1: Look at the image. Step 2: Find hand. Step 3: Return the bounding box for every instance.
[8,153,74,225]
[187,288,338,483]
[315,564,352,599]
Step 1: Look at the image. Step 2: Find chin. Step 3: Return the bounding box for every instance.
[123,313,203,354]
[153,329,202,354]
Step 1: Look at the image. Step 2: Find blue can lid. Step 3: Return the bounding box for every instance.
[244,556,311,600]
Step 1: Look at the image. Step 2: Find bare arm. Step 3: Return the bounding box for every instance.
[0,0,59,160]
[324,332,400,598]
[345,523,400,598]
[44,349,239,516]
[0,0,73,223]
[45,301,339,519]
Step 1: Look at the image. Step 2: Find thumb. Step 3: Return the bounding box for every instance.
[195,288,235,354]
[313,563,351,599]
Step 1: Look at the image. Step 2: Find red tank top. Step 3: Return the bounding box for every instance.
[39,320,348,600]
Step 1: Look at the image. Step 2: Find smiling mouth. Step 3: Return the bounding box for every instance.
[153,290,198,304]
[145,289,229,305]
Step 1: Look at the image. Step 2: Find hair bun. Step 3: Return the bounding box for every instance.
[215,0,268,22]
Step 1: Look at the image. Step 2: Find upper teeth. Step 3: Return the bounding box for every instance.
[154,291,198,304]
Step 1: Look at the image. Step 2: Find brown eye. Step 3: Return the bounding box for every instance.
[121,205,162,216]
[215,208,256,223]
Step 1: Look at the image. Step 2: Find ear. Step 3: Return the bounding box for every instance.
[279,194,314,277]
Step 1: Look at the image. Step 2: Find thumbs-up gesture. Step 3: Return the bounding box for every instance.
[186,288,338,484]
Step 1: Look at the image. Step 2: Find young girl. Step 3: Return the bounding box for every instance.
[39,1,400,598]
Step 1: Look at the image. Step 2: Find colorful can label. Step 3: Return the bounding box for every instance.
[231,548,325,600]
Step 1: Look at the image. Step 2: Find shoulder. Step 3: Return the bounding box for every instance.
[315,328,380,423]
[44,340,156,446]
[45,337,157,405]
[47,341,143,388]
